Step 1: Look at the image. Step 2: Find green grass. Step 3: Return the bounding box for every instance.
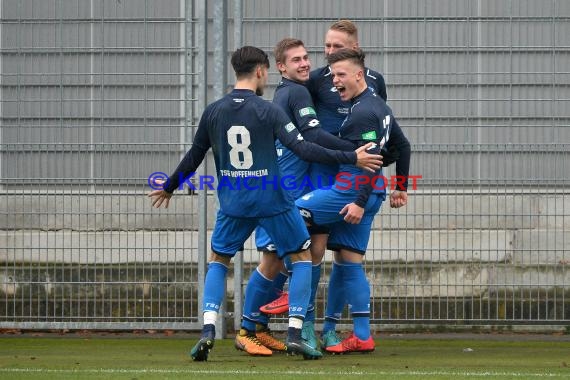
[0,334,569,379]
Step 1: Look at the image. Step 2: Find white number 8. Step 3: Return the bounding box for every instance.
[227,125,253,169]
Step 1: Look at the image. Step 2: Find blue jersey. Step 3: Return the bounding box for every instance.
[164,89,358,218]
[336,89,410,206]
[306,65,387,135]
[274,78,315,198]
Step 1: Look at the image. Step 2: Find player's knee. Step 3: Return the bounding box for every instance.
[209,252,231,266]
[258,252,283,278]
[288,249,311,263]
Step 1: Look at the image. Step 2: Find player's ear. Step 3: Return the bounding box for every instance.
[356,68,364,81]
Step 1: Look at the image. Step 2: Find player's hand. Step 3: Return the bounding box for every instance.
[339,202,364,224]
[354,142,383,173]
[390,190,407,208]
[147,179,173,208]
[148,190,172,208]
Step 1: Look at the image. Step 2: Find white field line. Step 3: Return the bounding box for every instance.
[0,368,566,377]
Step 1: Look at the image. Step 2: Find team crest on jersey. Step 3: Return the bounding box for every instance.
[299,107,316,117]
[361,130,377,140]
[284,122,296,133]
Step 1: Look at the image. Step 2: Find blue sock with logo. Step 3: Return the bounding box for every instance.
[242,268,272,331]
[287,260,312,319]
[202,261,228,314]
[343,262,370,341]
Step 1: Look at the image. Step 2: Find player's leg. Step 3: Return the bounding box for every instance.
[256,227,290,315]
[260,207,322,360]
[190,211,256,361]
[325,195,383,354]
[325,249,374,354]
[295,188,352,350]
[259,269,289,314]
[302,231,327,350]
[321,249,344,349]
[238,249,287,355]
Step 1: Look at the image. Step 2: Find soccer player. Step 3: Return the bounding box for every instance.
[260,20,398,350]
[307,19,388,185]
[147,46,382,361]
[241,38,363,357]
[295,48,411,353]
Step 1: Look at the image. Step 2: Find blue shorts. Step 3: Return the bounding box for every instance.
[254,185,312,252]
[211,207,310,258]
[254,226,276,252]
[295,189,384,254]
[309,162,338,190]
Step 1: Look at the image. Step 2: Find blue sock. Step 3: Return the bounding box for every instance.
[305,263,322,323]
[288,260,312,319]
[343,262,370,340]
[271,271,288,299]
[323,261,344,333]
[203,261,228,313]
[242,268,273,331]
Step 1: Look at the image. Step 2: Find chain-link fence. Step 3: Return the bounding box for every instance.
[1,0,569,332]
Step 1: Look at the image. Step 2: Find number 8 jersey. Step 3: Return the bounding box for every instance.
[164,88,357,218]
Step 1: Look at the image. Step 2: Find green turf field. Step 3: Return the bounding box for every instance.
[0,334,569,379]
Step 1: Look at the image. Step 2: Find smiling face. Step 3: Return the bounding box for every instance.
[277,45,311,82]
[330,59,365,101]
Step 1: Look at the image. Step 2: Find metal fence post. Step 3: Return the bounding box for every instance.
[232,0,244,334]
[212,0,228,339]
[196,0,209,334]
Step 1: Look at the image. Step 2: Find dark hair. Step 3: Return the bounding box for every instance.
[231,46,270,78]
[326,48,365,70]
[273,38,305,66]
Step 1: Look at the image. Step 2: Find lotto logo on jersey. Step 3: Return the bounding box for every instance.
[298,107,316,117]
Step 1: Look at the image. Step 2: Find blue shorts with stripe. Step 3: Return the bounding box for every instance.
[295,189,384,254]
[211,207,310,258]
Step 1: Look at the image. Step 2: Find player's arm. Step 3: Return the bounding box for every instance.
[386,118,411,191]
[375,71,388,102]
[348,115,411,215]
[290,86,355,151]
[148,111,211,208]
[386,118,411,208]
[343,112,407,222]
[340,140,380,224]
[273,109,381,171]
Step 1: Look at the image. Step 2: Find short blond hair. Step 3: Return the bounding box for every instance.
[329,20,358,41]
